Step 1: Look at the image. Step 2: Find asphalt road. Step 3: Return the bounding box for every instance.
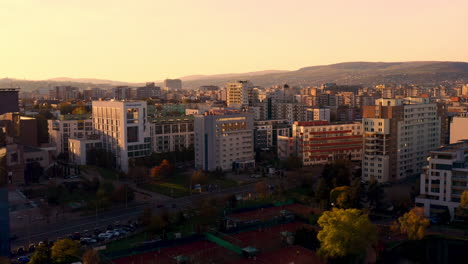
[10,182,261,249]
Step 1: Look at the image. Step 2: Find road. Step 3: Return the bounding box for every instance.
[10,182,264,249]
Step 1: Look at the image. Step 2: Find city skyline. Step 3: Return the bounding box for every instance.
[2,0,468,82]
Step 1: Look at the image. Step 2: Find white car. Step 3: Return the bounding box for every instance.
[98,233,113,240]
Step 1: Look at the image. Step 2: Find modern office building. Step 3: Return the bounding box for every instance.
[163,79,182,91]
[194,110,255,171]
[362,98,442,183]
[278,121,362,165]
[0,88,20,115]
[48,114,94,155]
[92,100,151,172]
[416,140,468,220]
[150,116,194,153]
[226,81,255,108]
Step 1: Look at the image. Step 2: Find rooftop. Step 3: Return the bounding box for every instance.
[431,140,468,153]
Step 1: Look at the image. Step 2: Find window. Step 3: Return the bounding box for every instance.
[127,126,139,143]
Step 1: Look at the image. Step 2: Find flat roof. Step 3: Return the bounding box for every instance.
[432,140,468,153]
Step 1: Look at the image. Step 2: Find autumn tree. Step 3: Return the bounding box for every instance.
[191,170,207,185]
[82,248,100,264]
[151,159,174,180]
[317,208,377,259]
[457,190,468,218]
[72,102,87,115]
[330,186,353,209]
[30,244,51,264]
[395,207,430,240]
[51,239,81,263]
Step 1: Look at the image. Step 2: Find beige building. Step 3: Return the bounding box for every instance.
[226,81,254,108]
[450,113,468,144]
[68,135,102,165]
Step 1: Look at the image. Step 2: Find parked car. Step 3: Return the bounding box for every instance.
[98,233,113,240]
[17,256,30,263]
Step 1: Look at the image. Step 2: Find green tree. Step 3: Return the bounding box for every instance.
[330,186,353,209]
[82,248,100,264]
[30,244,51,264]
[317,208,377,259]
[51,238,81,263]
[396,207,430,240]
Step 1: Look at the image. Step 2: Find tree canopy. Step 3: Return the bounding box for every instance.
[51,238,81,263]
[395,207,429,240]
[317,208,377,258]
[30,244,51,264]
[82,249,100,264]
[330,186,353,209]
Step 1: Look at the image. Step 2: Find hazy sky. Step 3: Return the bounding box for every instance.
[1,0,467,82]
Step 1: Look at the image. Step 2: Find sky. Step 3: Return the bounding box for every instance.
[1,0,467,82]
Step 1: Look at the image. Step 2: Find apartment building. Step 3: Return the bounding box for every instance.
[151,116,194,153]
[195,110,255,171]
[272,103,307,124]
[450,113,468,144]
[48,114,94,154]
[253,120,291,150]
[306,108,330,122]
[279,121,362,166]
[416,140,468,219]
[362,98,442,183]
[92,100,150,172]
[226,81,255,108]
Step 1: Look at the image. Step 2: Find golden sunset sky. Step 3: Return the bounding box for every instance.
[1,0,467,82]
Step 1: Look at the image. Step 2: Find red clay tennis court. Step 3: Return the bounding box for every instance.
[112,240,240,264]
[227,245,325,264]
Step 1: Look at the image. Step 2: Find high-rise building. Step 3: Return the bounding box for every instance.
[92,100,151,172]
[0,88,19,115]
[194,110,255,171]
[461,84,468,97]
[278,121,362,166]
[113,86,132,100]
[226,81,254,108]
[416,140,468,220]
[163,79,182,91]
[362,98,442,183]
[272,103,307,124]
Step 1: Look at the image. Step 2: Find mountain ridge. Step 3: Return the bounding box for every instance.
[3,61,468,91]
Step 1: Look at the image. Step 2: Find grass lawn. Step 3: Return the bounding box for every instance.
[103,232,149,254]
[141,171,239,198]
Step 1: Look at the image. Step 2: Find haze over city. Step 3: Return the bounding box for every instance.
[2,0,468,82]
[2,1,468,264]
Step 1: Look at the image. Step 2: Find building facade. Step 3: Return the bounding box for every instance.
[254,120,291,151]
[279,121,362,166]
[92,100,151,172]
[362,98,442,182]
[416,141,468,220]
[306,108,331,122]
[195,110,255,171]
[48,114,94,155]
[226,81,254,108]
[150,116,194,153]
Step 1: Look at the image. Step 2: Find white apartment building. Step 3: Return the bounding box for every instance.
[226,81,254,108]
[92,100,151,172]
[48,114,94,155]
[416,140,468,219]
[151,116,194,153]
[195,110,255,171]
[362,98,441,183]
[68,135,102,165]
[306,108,331,122]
